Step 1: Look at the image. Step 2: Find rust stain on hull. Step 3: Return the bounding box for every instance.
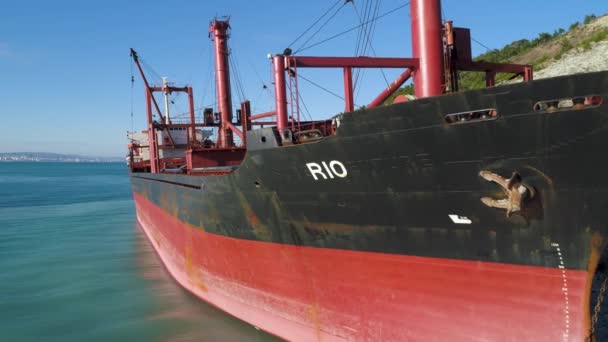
[308,302,322,342]
[237,191,272,241]
[583,231,604,337]
[185,226,208,292]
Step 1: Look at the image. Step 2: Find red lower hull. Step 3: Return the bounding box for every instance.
[134,192,588,341]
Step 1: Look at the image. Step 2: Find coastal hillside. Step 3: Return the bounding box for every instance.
[460,15,608,90]
[388,13,608,100]
[531,15,608,79]
[460,13,608,88]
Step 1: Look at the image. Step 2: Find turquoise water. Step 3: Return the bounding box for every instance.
[0,162,277,341]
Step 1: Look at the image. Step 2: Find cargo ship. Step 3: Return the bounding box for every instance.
[128,0,608,340]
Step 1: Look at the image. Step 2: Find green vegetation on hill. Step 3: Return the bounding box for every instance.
[385,13,607,103]
[457,17,601,90]
[581,29,608,50]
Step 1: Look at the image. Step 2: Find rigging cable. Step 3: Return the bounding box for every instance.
[248,59,270,92]
[170,91,181,105]
[298,73,344,100]
[364,1,390,95]
[228,55,243,104]
[368,0,387,86]
[296,2,409,54]
[247,59,273,113]
[351,0,389,92]
[200,39,214,115]
[139,57,163,85]
[287,0,343,50]
[233,51,247,101]
[293,1,350,54]
[136,56,163,121]
[297,91,314,122]
[169,92,189,122]
[358,0,375,57]
[250,87,266,114]
[471,36,493,52]
[298,72,361,109]
[352,0,367,58]
[352,0,369,88]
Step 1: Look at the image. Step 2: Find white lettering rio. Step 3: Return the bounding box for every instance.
[306,160,348,180]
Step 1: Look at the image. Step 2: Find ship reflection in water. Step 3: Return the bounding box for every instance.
[133,223,279,341]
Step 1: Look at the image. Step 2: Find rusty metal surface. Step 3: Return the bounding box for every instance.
[131,69,608,340]
[479,170,535,217]
[134,191,589,341]
[132,70,608,271]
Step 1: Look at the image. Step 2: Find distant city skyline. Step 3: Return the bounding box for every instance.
[1,0,606,157]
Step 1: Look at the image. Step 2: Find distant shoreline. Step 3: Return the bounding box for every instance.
[0,152,123,163]
[0,160,124,163]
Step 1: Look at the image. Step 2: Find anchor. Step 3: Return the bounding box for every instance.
[479,171,535,217]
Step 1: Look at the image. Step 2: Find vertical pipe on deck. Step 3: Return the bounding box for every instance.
[240,100,251,147]
[187,87,195,145]
[273,55,288,132]
[241,100,252,132]
[485,71,496,87]
[343,67,354,113]
[162,77,171,124]
[524,66,533,82]
[146,90,159,173]
[410,0,444,98]
[210,20,234,148]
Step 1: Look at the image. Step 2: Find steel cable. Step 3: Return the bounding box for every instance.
[297,2,409,54]
[293,2,349,54]
[287,0,343,50]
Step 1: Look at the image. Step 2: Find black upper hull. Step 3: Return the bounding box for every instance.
[131,70,608,271]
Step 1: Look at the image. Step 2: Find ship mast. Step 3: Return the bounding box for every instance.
[272,55,289,135]
[410,0,444,97]
[210,19,234,148]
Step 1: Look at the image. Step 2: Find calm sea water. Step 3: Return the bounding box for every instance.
[4,162,608,341]
[0,162,278,342]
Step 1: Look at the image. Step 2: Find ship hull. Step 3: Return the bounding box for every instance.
[131,71,608,340]
[135,191,587,341]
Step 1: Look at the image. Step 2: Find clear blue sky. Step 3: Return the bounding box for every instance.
[1,0,605,157]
